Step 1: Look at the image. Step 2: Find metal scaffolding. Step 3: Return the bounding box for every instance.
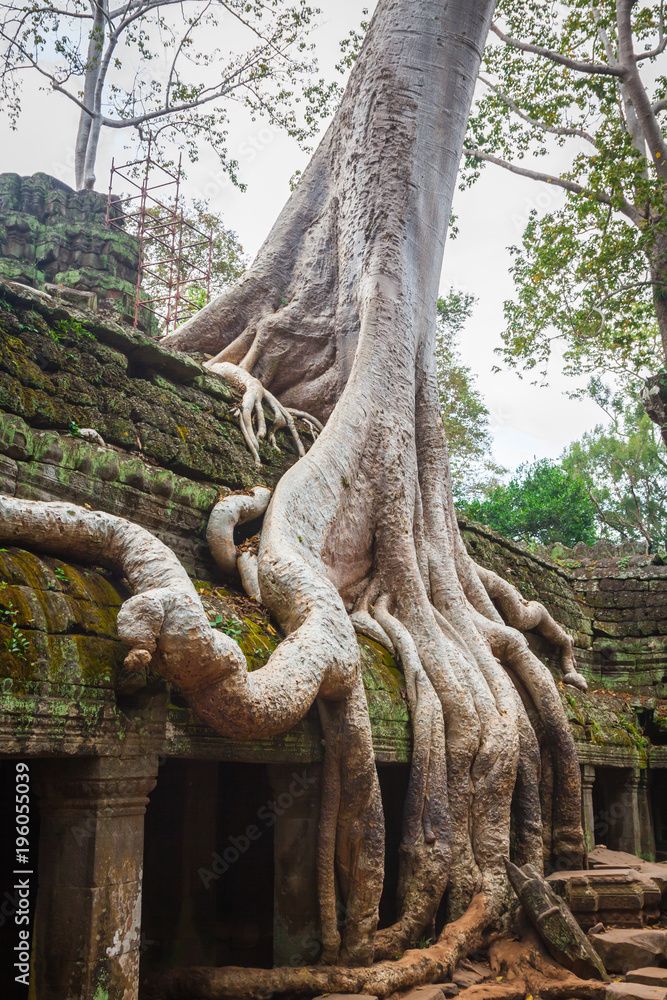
[106,138,213,334]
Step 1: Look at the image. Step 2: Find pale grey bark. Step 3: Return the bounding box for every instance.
[2,0,587,993]
[74,0,106,189]
[161,0,585,976]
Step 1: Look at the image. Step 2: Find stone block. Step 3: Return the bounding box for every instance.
[130,340,202,382]
[314,996,378,1000]
[44,282,98,312]
[591,929,667,974]
[607,985,667,1000]
[401,985,459,1000]
[589,848,667,893]
[547,869,661,929]
[452,969,484,989]
[627,971,667,988]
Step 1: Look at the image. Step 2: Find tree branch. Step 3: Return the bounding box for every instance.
[100,76,249,128]
[591,8,647,165]
[0,3,93,19]
[636,0,666,61]
[478,75,598,146]
[616,0,667,182]
[490,21,625,77]
[165,1,211,109]
[463,147,640,223]
[0,27,94,116]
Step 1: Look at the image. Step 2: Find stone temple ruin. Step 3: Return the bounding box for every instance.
[4,176,667,998]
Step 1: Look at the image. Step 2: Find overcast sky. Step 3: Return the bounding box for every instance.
[0,0,605,472]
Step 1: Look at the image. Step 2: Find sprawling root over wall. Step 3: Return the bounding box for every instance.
[0,0,587,995]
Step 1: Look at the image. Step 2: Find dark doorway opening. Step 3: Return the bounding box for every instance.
[652,769,667,859]
[377,763,410,933]
[141,759,275,981]
[593,766,634,853]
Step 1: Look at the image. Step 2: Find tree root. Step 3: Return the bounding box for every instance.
[206,360,320,467]
[483,930,607,1000]
[207,486,272,601]
[0,496,352,741]
[4,0,590,993]
[147,893,493,1000]
[474,563,587,691]
[373,599,450,956]
[477,613,585,868]
[349,610,395,653]
[237,544,262,602]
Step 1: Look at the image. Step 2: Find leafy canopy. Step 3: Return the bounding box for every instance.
[460,458,598,547]
[561,393,667,551]
[0,1,341,188]
[463,0,667,396]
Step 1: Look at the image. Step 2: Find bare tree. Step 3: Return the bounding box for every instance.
[0,0,588,995]
[0,0,338,190]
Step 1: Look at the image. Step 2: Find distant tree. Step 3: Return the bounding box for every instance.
[436,290,506,501]
[141,200,247,330]
[561,394,667,551]
[0,0,340,190]
[463,0,667,400]
[460,457,598,546]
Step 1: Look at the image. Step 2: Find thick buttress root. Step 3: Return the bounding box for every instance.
[373,600,451,956]
[147,893,493,1000]
[2,0,589,994]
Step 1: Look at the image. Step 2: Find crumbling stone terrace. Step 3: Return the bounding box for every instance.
[1,274,667,996]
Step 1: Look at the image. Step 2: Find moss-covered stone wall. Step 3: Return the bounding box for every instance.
[459,516,667,767]
[0,278,409,761]
[0,545,410,763]
[1,276,667,768]
[0,173,140,324]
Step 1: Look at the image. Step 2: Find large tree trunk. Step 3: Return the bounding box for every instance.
[166,0,585,972]
[1,0,587,994]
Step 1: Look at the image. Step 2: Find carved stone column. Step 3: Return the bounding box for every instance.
[581,763,596,854]
[268,763,322,967]
[638,769,656,861]
[618,767,642,856]
[34,754,159,1000]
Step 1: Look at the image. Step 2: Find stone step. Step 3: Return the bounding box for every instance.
[590,928,667,973]
[607,983,667,1000]
[626,970,667,988]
